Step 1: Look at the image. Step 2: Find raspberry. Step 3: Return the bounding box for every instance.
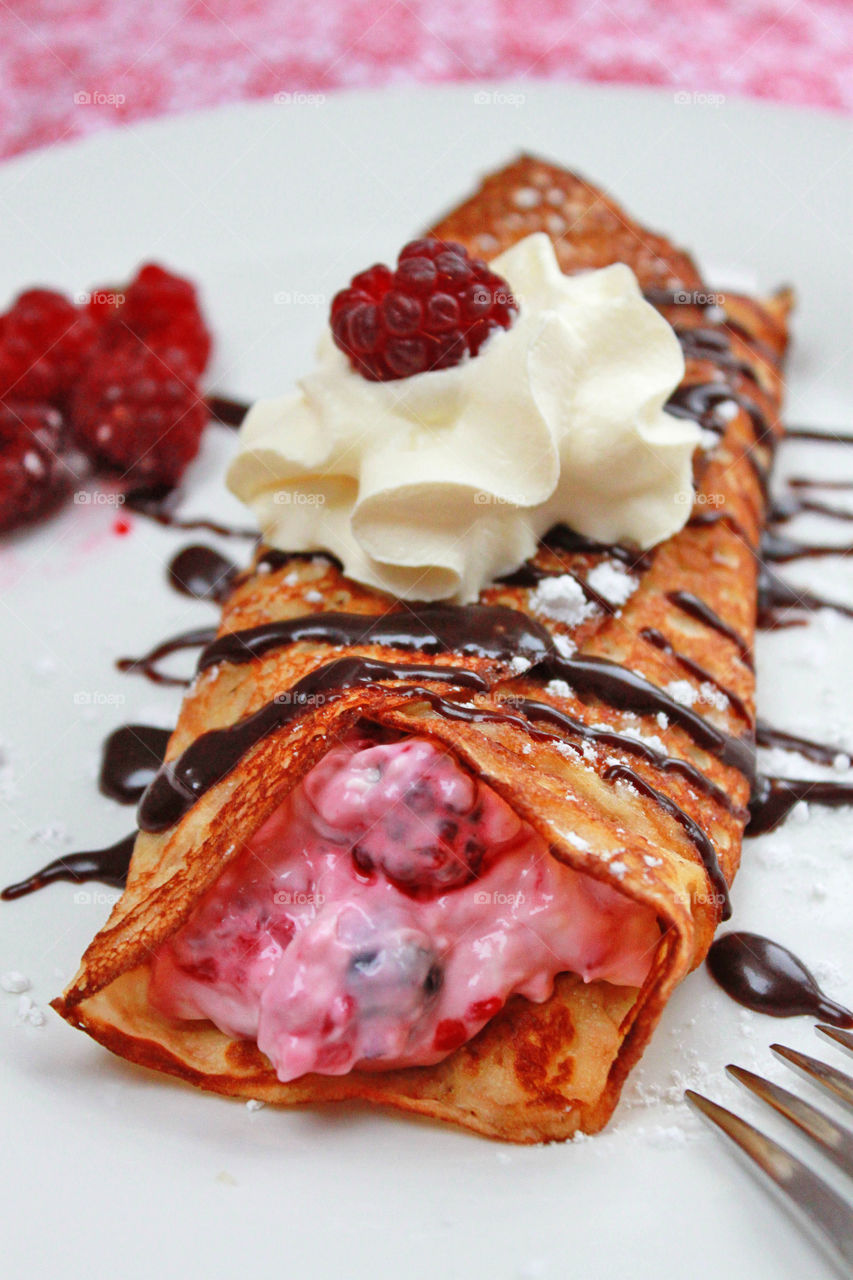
[98,264,212,376]
[330,238,517,380]
[0,290,97,407]
[70,343,208,487]
[0,401,72,532]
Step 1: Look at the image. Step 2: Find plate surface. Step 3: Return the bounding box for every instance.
[1,83,851,1280]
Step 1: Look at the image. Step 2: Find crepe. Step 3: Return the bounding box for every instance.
[53,156,791,1143]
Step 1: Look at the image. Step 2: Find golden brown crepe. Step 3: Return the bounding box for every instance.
[53,156,791,1142]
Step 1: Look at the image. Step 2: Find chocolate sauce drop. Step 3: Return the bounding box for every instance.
[167,545,239,603]
[1,834,135,900]
[99,725,172,804]
[116,626,216,686]
[707,932,853,1025]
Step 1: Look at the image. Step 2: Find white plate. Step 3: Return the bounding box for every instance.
[1,84,851,1280]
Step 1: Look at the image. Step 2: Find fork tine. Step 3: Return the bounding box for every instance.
[685,1090,853,1274]
[818,1027,853,1059]
[773,1044,853,1111]
[727,1064,853,1179]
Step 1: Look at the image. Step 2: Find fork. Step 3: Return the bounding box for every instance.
[685,1025,853,1276]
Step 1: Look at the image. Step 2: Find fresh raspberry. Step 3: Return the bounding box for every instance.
[330,238,517,381]
[70,343,207,487]
[0,401,72,533]
[96,264,212,376]
[0,290,98,407]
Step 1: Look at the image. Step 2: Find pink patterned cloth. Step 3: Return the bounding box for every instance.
[0,0,850,160]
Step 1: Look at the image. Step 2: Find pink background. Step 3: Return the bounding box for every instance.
[1,0,850,161]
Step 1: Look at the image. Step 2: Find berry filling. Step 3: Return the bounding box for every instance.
[149,732,660,1081]
[330,239,517,381]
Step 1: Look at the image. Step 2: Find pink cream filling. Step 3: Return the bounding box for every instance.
[149,734,660,1080]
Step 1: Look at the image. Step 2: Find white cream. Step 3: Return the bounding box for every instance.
[228,233,698,602]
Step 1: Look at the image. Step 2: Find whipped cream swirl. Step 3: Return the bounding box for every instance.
[228,233,698,602]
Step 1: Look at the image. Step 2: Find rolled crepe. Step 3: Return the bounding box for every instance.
[53,157,791,1142]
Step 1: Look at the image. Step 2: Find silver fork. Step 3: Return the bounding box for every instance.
[685,1025,853,1276]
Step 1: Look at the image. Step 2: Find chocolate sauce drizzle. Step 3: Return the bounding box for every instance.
[687,508,755,549]
[195,604,755,779]
[99,724,172,804]
[197,604,553,673]
[124,485,256,541]
[785,427,853,446]
[7,328,853,1013]
[756,719,850,767]
[1,834,136,901]
[536,651,755,777]
[137,658,489,833]
[707,932,853,1025]
[116,626,216,686]
[771,487,853,526]
[747,774,853,835]
[760,529,853,564]
[666,591,754,668]
[206,395,250,428]
[757,565,853,629]
[496,562,620,613]
[640,626,751,723]
[513,696,741,818]
[665,382,736,435]
[604,763,729,909]
[167,545,239,604]
[543,525,653,572]
[255,548,344,575]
